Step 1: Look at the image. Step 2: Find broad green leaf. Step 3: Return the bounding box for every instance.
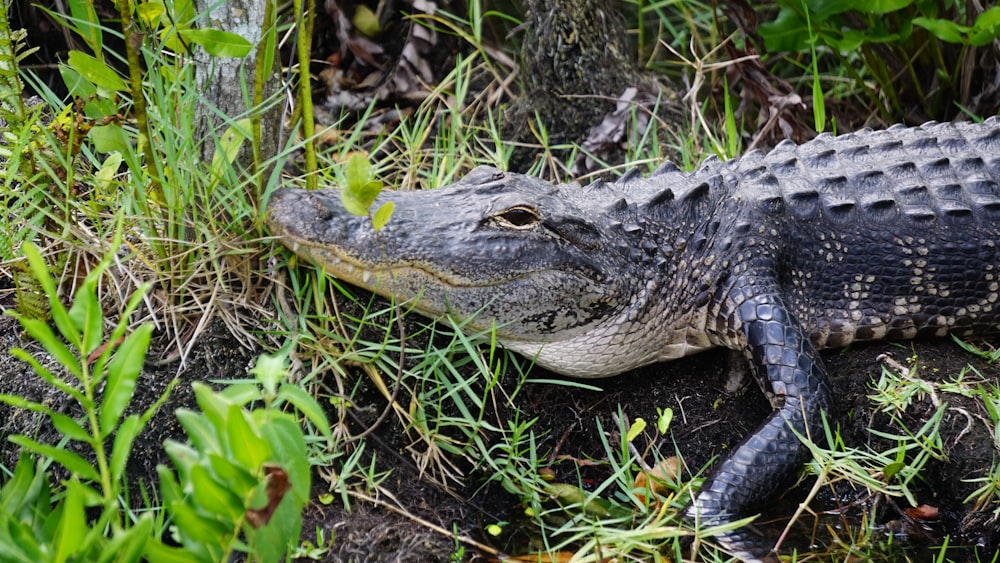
[66,51,128,93]
[249,352,285,396]
[260,416,310,503]
[656,407,673,435]
[341,153,384,216]
[14,319,82,379]
[8,436,100,482]
[277,383,332,440]
[860,19,911,44]
[68,0,102,53]
[75,481,103,506]
[912,17,968,43]
[141,539,193,563]
[626,418,646,442]
[20,242,79,353]
[970,7,1000,46]
[863,0,914,14]
[193,382,232,436]
[167,501,229,558]
[801,0,862,18]
[110,415,142,484]
[0,454,41,516]
[883,460,905,480]
[210,118,251,173]
[67,278,103,356]
[52,479,87,563]
[340,183,381,216]
[975,6,1000,29]
[172,0,196,24]
[344,152,372,190]
[828,29,866,51]
[82,97,120,120]
[207,453,260,495]
[3,519,44,562]
[175,410,221,454]
[760,9,810,52]
[97,512,153,563]
[225,404,269,469]
[100,323,153,436]
[50,413,91,443]
[88,125,131,154]
[58,65,97,98]
[189,464,245,522]
[218,382,264,406]
[359,180,382,201]
[156,465,183,507]
[164,440,199,484]
[178,28,253,58]
[372,201,395,231]
[94,152,123,191]
[136,1,165,28]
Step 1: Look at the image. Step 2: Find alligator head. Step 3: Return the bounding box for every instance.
[267,165,698,377]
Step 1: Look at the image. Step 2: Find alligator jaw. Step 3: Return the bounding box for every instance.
[279,230,534,292]
[276,227,524,325]
[279,237,380,288]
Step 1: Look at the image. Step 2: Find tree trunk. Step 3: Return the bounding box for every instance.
[192,0,282,168]
[503,0,681,174]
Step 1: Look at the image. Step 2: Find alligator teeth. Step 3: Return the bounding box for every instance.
[362,270,372,284]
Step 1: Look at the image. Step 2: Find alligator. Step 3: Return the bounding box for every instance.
[266,118,1000,561]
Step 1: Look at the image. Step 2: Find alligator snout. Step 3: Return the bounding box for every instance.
[268,187,364,244]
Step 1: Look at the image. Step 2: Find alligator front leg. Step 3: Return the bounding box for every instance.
[686,290,832,562]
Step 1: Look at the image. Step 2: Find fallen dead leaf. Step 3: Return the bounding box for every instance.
[905,503,940,520]
[634,456,682,504]
[246,463,292,528]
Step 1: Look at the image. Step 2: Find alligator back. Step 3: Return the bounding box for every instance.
[720,119,1000,349]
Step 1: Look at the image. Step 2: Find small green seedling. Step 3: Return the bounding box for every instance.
[340,152,395,230]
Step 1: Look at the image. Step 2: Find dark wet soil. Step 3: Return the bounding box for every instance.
[499,336,1000,560]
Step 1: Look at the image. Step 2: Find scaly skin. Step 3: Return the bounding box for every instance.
[267,118,1000,561]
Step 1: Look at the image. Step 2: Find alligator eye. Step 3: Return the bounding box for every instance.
[495,206,541,229]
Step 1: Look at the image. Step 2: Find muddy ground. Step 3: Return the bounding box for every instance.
[1,273,999,561]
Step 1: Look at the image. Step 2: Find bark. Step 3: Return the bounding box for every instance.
[503,0,681,174]
[192,0,282,168]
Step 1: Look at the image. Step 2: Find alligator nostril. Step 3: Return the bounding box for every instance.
[312,197,334,221]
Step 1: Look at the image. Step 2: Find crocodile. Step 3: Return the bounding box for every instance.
[266,118,1000,561]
